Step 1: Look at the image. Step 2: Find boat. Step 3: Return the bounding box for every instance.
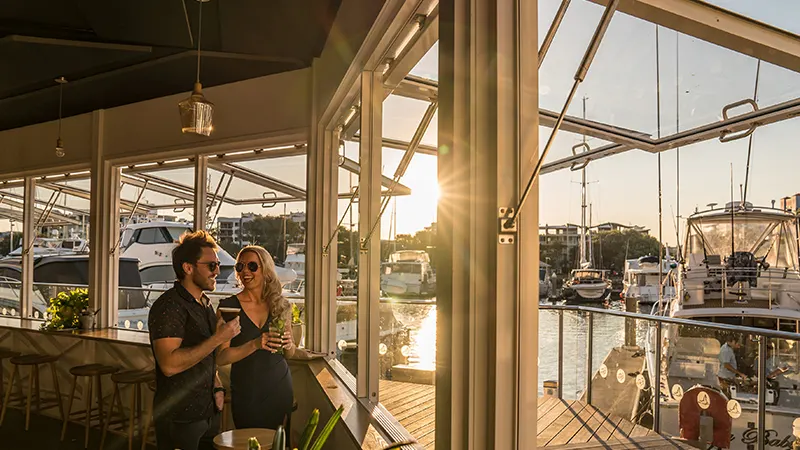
[0,254,148,329]
[561,124,612,303]
[380,250,436,298]
[621,253,677,305]
[651,201,800,449]
[119,221,297,293]
[562,268,612,303]
[539,261,554,299]
[6,236,89,257]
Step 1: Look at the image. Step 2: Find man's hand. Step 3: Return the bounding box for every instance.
[215,316,241,343]
[215,390,225,411]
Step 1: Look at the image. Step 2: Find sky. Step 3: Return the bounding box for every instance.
[2,0,800,248]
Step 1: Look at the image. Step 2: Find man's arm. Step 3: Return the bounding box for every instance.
[152,316,241,377]
[153,334,225,377]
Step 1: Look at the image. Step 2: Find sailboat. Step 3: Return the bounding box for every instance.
[562,99,612,303]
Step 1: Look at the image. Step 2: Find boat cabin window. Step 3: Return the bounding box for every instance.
[384,263,421,275]
[140,265,177,285]
[166,227,191,242]
[0,268,21,282]
[684,315,797,332]
[135,228,171,245]
[573,271,602,279]
[685,215,799,270]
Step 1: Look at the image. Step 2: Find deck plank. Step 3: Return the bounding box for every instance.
[548,401,598,446]
[377,379,691,450]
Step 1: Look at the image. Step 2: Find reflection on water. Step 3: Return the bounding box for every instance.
[334,296,656,398]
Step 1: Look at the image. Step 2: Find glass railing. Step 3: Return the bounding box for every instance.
[0,277,21,317]
[540,304,800,450]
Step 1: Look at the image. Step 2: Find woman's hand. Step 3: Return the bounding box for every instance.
[282,330,295,354]
[260,331,284,353]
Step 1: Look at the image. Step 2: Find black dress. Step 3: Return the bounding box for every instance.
[218,295,293,429]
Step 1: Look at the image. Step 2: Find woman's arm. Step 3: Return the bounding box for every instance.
[216,336,260,366]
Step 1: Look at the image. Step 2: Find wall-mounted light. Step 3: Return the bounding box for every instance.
[178,0,214,136]
[55,77,67,157]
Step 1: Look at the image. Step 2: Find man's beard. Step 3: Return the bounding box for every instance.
[193,271,216,292]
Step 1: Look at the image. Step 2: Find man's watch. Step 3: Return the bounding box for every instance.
[213,387,226,395]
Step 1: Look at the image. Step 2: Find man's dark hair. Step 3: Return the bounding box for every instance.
[172,230,218,280]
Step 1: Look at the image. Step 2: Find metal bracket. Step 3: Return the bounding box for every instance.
[261,191,277,208]
[719,98,759,143]
[570,142,591,171]
[498,207,517,244]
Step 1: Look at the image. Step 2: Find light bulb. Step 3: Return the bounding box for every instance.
[55,138,65,158]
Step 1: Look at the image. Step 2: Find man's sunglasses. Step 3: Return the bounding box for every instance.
[235,262,260,273]
[195,261,221,272]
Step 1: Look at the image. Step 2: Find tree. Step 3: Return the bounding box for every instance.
[241,215,305,263]
[591,230,663,273]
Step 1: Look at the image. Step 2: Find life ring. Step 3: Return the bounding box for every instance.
[678,386,732,448]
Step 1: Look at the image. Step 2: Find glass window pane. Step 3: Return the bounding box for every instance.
[701,0,800,36]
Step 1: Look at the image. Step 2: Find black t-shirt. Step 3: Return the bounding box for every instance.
[148,282,217,423]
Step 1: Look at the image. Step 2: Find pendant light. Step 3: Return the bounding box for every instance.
[55,77,67,158]
[178,0,214,136]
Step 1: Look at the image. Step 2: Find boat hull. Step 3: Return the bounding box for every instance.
[563,284,610,303]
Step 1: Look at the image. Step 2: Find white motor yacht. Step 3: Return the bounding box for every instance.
[651,202,800,449]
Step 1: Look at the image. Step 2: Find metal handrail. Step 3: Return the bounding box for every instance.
[540,304,800,340]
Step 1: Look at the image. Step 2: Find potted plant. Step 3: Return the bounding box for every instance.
[291,303,304,347]
[41,288,89,331]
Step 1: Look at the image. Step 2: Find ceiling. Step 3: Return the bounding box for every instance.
[0,0,341,131]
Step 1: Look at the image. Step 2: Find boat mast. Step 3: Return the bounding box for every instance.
[580,96,588,268]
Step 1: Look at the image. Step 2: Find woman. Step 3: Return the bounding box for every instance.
[217,246,295,429]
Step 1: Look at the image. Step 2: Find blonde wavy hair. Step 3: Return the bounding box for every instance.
[236,246,291,323]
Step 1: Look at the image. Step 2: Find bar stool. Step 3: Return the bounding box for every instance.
[61,364,119,448]
[140,379,156,450]
[0,349,20,406]
[0,353,63,430]
[101,369,155,450]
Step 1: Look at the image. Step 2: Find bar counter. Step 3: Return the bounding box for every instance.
[0,317,155,423]
[0,317,151,347]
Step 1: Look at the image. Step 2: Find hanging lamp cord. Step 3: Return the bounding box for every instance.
[58,80,63,139]
[196,0,203,83]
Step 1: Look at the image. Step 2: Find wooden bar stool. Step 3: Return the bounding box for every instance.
[101,370,155,450]
[61,364,119,448]
[0,353,63,430]
[140,379,156,450]
[0,349,20,406]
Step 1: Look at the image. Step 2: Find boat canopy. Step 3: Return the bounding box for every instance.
[685,210,799,271]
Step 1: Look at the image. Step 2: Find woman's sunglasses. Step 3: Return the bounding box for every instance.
[235,261,260,273]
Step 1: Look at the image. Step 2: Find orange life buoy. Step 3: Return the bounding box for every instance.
[679,386,732,448]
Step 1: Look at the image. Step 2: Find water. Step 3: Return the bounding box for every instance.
[358,295,656,399]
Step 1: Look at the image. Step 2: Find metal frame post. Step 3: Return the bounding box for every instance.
[357,70,382,402]
[438,0,539,447]
[193,155,209,231]
[558,310,564,399]
[88,110,120,328]
[757,336,767,450]
[585,312,594,404]
[321,128,339,357]
[20,176,35,318]
[653,322,662,432]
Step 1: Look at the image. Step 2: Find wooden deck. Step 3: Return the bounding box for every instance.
[380,380,437,449]
[380,380,698,450]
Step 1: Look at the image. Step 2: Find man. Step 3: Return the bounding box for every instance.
[148,230,241,450]
[718,336,745,396]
